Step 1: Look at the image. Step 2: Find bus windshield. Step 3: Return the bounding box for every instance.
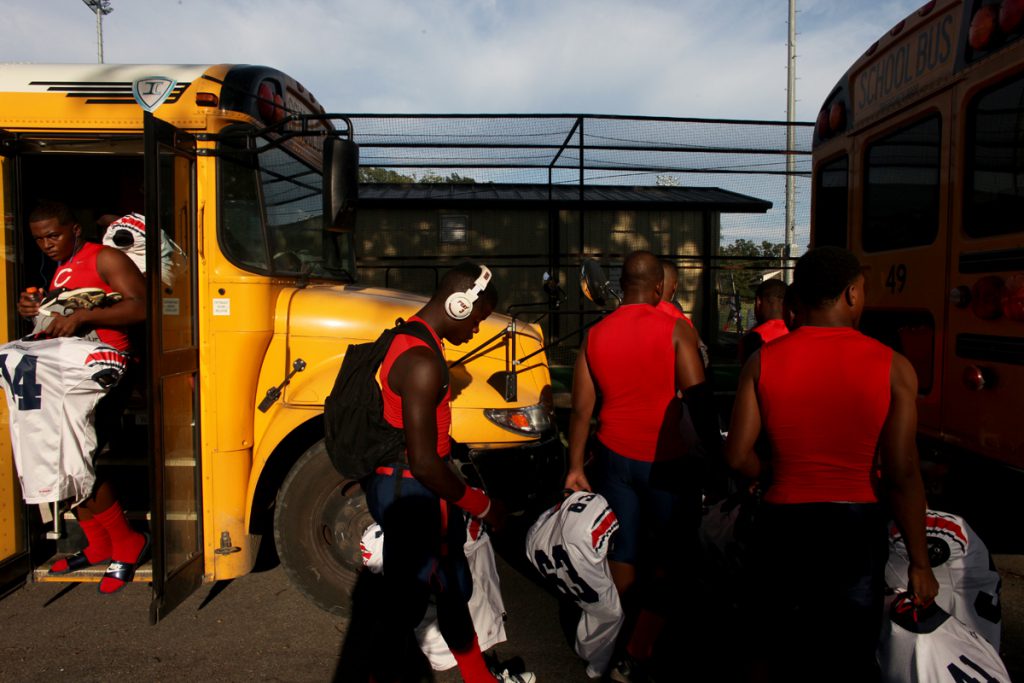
[218,126,356,282]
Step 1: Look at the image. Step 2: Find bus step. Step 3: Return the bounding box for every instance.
[61,510,195,523]
[33,554,153,584]
[93,455,149,468]
[93,456,194,468]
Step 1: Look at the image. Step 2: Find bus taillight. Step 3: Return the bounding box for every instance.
[962,274,1024,320]
[257,81,286,124]
[1001,0,1024,34]
[816,100,847,140]
[970,4,1000,51]
[971,275,1005,319]
[257,81,277,122]
[829,102,846,133]
[1002,274,1024,321]
[816,108,830,139]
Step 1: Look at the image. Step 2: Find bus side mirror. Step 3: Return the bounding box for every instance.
[580,259,620,308]
[323,138,359,232]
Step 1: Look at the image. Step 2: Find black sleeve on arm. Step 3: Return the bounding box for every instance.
[682,380,722,459]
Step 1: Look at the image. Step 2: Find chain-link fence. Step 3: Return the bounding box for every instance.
[345,114,812,360]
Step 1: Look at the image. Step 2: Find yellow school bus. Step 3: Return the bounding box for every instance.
[0,64,561,620]
[811,0,1024,478]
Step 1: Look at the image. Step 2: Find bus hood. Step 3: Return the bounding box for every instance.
[277,284,550,411]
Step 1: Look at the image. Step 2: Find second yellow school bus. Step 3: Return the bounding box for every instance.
[811,0,1024,482]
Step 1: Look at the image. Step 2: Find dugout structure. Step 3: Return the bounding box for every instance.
[343,114,812,361]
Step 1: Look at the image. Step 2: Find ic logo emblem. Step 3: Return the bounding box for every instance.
[132,77,177,113]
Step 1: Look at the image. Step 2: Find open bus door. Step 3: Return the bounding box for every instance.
[0,130,30,597]
[143,113,202,622]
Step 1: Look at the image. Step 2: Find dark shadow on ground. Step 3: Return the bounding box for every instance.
[197,580,233,611]
[929,456,1024,555]
[333,570,434,683]
[251,531,281,573]
[42,582,80,607]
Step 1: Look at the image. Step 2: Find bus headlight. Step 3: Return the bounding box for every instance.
[484,404,552,436]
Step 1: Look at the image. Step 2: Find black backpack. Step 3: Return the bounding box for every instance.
[323,319,449,481]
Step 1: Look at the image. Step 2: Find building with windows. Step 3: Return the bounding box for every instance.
[355,182,771,340]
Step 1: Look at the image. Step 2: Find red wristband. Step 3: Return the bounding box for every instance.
[454,485,491,518]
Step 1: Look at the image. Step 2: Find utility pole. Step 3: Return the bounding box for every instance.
[784,0,797,284]
[82,0,113,64]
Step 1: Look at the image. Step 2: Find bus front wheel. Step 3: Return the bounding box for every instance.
[274,439,372,617]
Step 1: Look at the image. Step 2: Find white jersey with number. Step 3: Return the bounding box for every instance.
[886,510,1002,649]
[878,596,1009,683]
[359,513,507,671]
[0,337,126,505]
[525,491,623,679]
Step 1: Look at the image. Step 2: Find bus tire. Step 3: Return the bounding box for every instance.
[274,439,372,617]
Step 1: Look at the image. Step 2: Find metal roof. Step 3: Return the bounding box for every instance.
[358,183,772,213]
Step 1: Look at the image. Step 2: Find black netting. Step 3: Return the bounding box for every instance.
[343,114,812,352]
[347,114,811,251]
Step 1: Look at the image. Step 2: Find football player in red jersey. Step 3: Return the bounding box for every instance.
[567,251,720,679]
[18,201,149,594]
[726,247,937,681]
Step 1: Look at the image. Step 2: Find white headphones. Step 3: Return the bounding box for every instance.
[444,265,492,320]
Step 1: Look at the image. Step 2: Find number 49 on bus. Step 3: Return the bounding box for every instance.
[886,263,907,294]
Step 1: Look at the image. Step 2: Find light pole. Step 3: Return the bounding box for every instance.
[81,0,113,64]
[784,0,797,284]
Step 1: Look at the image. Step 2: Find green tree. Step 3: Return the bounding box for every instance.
[358,167,416,183]
[418,171,478,184]
[719,238,785,298]
[358,168,479,184]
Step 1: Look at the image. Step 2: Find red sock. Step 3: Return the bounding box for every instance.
[50,517,111,572]
[93,502,146,594]
[451,636,496,683]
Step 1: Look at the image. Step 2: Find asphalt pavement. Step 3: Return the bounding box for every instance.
[0,547,591,682]
[0,548,1020,681]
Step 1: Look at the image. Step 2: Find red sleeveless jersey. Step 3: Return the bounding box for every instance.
[49,242,130,352]
[656,300,695,328]
[752,318,789,345]
[380,316,452,458]
[587,303,682,462]
[758,326,892,504]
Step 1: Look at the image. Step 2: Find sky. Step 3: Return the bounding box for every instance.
[0,0,930,251]
[3,0,925,121]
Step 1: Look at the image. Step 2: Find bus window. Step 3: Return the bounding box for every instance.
[218,130,355,280]
[219,133,271,272]
[862,116,941,252]
[813,154,848,248]
[258,141,323,274]
[258,140,356,281]
[965,72,1024,237]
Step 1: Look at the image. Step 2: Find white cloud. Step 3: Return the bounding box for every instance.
[1,0,924,119]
